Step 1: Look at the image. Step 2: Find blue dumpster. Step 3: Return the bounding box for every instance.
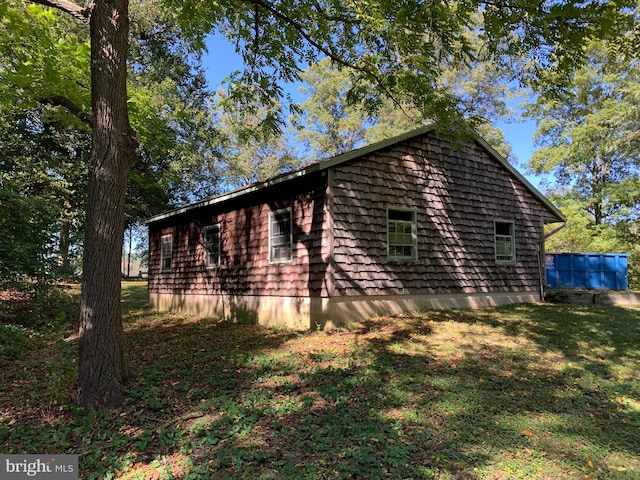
[545,253,629,290]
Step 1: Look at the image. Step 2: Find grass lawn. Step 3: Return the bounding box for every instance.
[1,281,639,479]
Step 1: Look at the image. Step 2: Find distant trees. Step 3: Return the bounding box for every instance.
[0,103,89,285]
[525,37,640,287]
[0,3,90,284]
[214,91,303,189]
[1,0,222,283]
[294,43,518,163]
[4,0,638,409]
[294,58,421,159]
[527,40,640,227]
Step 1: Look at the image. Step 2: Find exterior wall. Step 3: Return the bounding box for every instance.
[148,292,324,330]
[148,174,330,313]
[329,135,552,298]
[148,132,561,328]
[325,291,540,325]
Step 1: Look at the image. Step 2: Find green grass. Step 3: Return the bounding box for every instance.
[1,281,639,479]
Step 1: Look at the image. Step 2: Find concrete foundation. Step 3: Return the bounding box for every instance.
[149,291,542,330]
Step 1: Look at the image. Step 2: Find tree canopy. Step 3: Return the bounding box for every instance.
[4,0,640,409]
[0,0,225,280]
[527,35,640,287]
[527,39,640,226]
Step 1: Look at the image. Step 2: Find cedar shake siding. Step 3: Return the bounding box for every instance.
[330,136,552,296]
[148,174,330,328]
[147,127,564,329]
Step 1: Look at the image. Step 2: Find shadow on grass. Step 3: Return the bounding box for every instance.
[458,302,640,360]
[120,281,150,314]
[114,306,639,479]
[2,291,639,479]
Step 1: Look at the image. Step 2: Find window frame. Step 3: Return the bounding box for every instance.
[269,208,293,264]
[160,234,172,272]
[494,220,516,265]
[387,207,418,261]
[204,224,221,268]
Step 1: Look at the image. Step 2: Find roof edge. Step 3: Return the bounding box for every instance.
[146,124,565,225]
[314,124,436,172]
[145,125,437,225]
[473,135,565,223]
[144,168,311,224]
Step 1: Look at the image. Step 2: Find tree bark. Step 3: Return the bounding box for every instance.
[78,0,137,410]
[59,212,71,279]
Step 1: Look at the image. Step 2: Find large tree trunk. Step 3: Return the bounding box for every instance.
[78,0,137,410]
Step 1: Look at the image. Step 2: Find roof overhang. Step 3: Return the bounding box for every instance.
[145,125,565,225]
[473,136,565,224]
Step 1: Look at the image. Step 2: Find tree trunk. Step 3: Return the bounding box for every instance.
[126,226,132,277]
[78,0,137,410]
[59,211,71,279]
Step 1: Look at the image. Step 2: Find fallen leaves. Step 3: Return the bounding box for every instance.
[3,285,640,479]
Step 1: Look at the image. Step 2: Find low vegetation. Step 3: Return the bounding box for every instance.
[1,281,639,479]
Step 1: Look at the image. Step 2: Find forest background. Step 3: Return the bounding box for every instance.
[2,1,640,309]
[2,0,640,412]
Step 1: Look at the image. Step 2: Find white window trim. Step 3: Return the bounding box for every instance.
[204,224,221,268]
[269,208,293,264]
[387,207,418,261]
[494,220,516,265]
[160,234,172,272]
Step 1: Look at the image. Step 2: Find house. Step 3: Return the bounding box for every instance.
[146,126,565,329]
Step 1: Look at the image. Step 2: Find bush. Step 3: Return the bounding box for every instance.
[0,283,78,330]
[29,284,78,330]
[0,323,41,362]
[626,246,640,290]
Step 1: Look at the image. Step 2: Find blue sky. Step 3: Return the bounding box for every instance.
[202,34,547,191]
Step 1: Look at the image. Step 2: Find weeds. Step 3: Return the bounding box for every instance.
[1,282,639,479]
[44,339,77,409]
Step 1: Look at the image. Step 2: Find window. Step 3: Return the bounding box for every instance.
[387,208,417,260]
[494,220,515,264]
[160,234,172,272]
[269,208,293,263]
[204,224,220,268]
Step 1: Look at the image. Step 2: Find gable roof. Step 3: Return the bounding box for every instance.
[146,125,565,224]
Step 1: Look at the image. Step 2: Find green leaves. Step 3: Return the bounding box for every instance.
[167,0,640,131]
[0,4,93,286]
[527,37,640,227]
[168,0,479,126]
[0,2,91,127]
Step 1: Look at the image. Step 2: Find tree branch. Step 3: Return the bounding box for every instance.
[311,0,361,25]
[251,4,260,73]
[245,0,353,71]
[244,0,410,115]
[29,0,90,24]
[43,95,93,127]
